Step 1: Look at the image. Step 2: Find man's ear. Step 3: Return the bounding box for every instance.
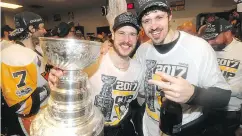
[137,31,140,40]
[112,33,114,40]
[28,25,35,33]
[168,14,172,22]
[4,31,8,36]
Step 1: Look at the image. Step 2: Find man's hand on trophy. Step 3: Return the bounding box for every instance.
[48,68,64,90]
[101,40,113,55]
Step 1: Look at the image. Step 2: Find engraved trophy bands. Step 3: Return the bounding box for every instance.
[30,38,104,136]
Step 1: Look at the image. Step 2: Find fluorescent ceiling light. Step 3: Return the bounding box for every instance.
[0,2,23,9]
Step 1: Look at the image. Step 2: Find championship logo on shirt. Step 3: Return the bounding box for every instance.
[94,75,116,122]
[94,74,138,126]
[144,60,188,121]
[144,60,157,113]
[217,58,240,79]
[112,80,138,121]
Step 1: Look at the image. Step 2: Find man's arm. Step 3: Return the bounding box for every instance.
[1,55,50,116]
[186,86,231,108]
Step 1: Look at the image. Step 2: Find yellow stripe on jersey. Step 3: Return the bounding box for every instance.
[146,104,159,121]
[157,95,162,107]
[114,105,121,120]
[105,118,121,126]
[219,66,238,73]
[1,62,37,107]
[112,90,135,96]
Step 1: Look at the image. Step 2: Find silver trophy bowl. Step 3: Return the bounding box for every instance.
[40,37,101,70]
[30,38,104,136]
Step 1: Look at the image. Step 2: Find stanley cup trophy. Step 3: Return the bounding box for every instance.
[30,38,104,136]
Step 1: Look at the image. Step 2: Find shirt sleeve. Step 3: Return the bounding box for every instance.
[1,55,49,116]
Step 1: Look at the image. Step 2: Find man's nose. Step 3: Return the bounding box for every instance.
[123,34,131,43]
[150,20,159,30]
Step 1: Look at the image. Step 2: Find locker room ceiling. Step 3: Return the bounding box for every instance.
[1,0,107,14]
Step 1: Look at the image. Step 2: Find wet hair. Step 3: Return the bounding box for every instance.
[138,6,171,25]
[9,29,30,41]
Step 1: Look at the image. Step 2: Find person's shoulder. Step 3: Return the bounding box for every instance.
[178,32,216,64]
[1,40,13,50]
[233,38,242,47]
[228,39,242,58]
[140,40,153,47]
[137,40,153,52]
[179,31,212,51]
[180,31,208,45]
[1,44,37,66]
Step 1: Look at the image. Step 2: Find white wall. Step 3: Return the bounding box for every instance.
[45,7,109,36]
[2,0,236,33]
[44,0,235,32]
[2,11,16,28]
[169,0,235,29]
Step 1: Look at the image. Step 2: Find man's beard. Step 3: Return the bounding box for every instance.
[211,44,227,51]
[31,31,44,47]
[149,27,164,45]
[151,23,171,45]
[113,42,134,58]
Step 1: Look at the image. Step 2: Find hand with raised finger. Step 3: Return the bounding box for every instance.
[149,72,195,103]
[48,68,64,90]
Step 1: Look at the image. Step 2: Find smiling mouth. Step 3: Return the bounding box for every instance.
[151,30,161,39]
[120,44,131,50]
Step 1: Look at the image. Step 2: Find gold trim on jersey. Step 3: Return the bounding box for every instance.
[146,92,163,121]
[219,66,238,73]
[112,90,135,96]
[105,118,121,126]
[114,105,121,120]
[146,104,159,121]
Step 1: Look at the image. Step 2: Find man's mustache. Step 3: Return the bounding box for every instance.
[119,42,132,47]
[149,28,162,34]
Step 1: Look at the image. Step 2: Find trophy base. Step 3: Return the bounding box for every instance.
[30,107,104,136]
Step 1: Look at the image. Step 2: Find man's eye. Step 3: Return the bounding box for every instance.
[131,33,137,36]
[142,20,150,24]
[118,32,125,35]
[157,16,163,19]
